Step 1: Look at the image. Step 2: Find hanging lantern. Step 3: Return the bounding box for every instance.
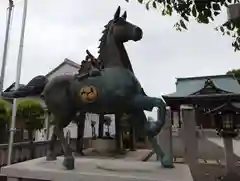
[206,102,240,138]
[215,112,239,138]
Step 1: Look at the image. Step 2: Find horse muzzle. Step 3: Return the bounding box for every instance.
[133,27,143,41]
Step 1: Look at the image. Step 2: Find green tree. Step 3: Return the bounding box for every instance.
[120,113,131,130]
[227,68,240,83]
[125,0,240,51]
[0,99,11,143]
[16,99,45,158]
[103,115,112,137]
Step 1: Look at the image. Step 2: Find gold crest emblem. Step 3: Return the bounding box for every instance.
[80,85,98,103]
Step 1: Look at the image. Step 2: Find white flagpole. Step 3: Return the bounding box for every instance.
[7,0,28,165]
[0,0,14,96]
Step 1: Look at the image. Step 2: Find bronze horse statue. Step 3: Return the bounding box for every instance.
[3,6,173,170]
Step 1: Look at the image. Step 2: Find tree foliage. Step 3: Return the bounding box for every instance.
[16,99,45,131]
[125,0,240,51]
[227,68,240,83]
[0,99,11,125]
[103,115,112,126]
[0,99,12,143]
[120,113,132,130]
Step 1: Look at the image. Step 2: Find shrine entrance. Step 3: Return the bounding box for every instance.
[162,74,240,181]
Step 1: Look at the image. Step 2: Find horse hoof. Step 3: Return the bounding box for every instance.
[63,156,75,170]
[161,155,174,168]
[46,151,57,161]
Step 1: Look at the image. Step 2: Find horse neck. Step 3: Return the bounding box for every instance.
[99,37,134,73]
[98,36,123,68]
[118,42,134,73]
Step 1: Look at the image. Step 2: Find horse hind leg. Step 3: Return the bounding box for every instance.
[55,125,75,170]
[46,126,57,161]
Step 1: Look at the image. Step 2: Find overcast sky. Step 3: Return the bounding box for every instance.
[1,0,240,98]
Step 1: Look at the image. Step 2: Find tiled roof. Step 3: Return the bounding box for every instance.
[4,58,80,92]
[166,74,240,97]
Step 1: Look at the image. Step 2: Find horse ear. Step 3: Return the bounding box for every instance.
[121,11,127,20]
[114,6,121,20]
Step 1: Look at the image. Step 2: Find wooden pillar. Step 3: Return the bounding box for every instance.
[115,114,124,153]
[170,110,174,125]
[181,106,200,178]
[178,110,182,128]
[76,113,85,155]
[98,114,104,138]
[129,121,136,151]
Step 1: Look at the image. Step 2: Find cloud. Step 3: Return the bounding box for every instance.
[0,0,239,102]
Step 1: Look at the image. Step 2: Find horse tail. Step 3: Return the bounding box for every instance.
[2,75,48,99]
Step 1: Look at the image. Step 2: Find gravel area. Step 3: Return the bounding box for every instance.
[191,163,240,181]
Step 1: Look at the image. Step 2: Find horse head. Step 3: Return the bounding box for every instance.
[110,6,143,43]
[98,6,143,72]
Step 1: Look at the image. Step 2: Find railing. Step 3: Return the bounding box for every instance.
[0,138,91,167]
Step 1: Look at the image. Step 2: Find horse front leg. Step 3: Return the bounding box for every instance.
[131,94,174,168]
[131,94,166,136]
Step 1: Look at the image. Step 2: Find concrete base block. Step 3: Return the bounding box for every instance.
[1,157,193,181]
[91,139,116,153]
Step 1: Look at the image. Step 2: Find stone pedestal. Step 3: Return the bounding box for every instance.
[91,139,116,153]
[157,108,173,162]
[181,107,200,178]
[221,137,240,181]
[1,157,193,181]
[223,137,235,173]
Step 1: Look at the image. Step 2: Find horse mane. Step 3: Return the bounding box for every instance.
[97,20,134,73]
[97,20,112,56]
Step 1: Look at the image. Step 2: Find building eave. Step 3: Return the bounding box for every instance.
[45,58,81,78]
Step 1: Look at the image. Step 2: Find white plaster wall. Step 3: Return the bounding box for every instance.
[47,63,79,81]
[48,113,116,139]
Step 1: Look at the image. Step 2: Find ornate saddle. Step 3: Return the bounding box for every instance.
[75,50,102,81]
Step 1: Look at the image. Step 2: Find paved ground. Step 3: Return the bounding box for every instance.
[208,138,240,157]
[1,157,193,181]
[80,148,233,181]
[200,138,240,181]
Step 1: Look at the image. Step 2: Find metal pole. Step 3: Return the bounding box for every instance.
[7,0,28,165]
[0,0,14,95]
